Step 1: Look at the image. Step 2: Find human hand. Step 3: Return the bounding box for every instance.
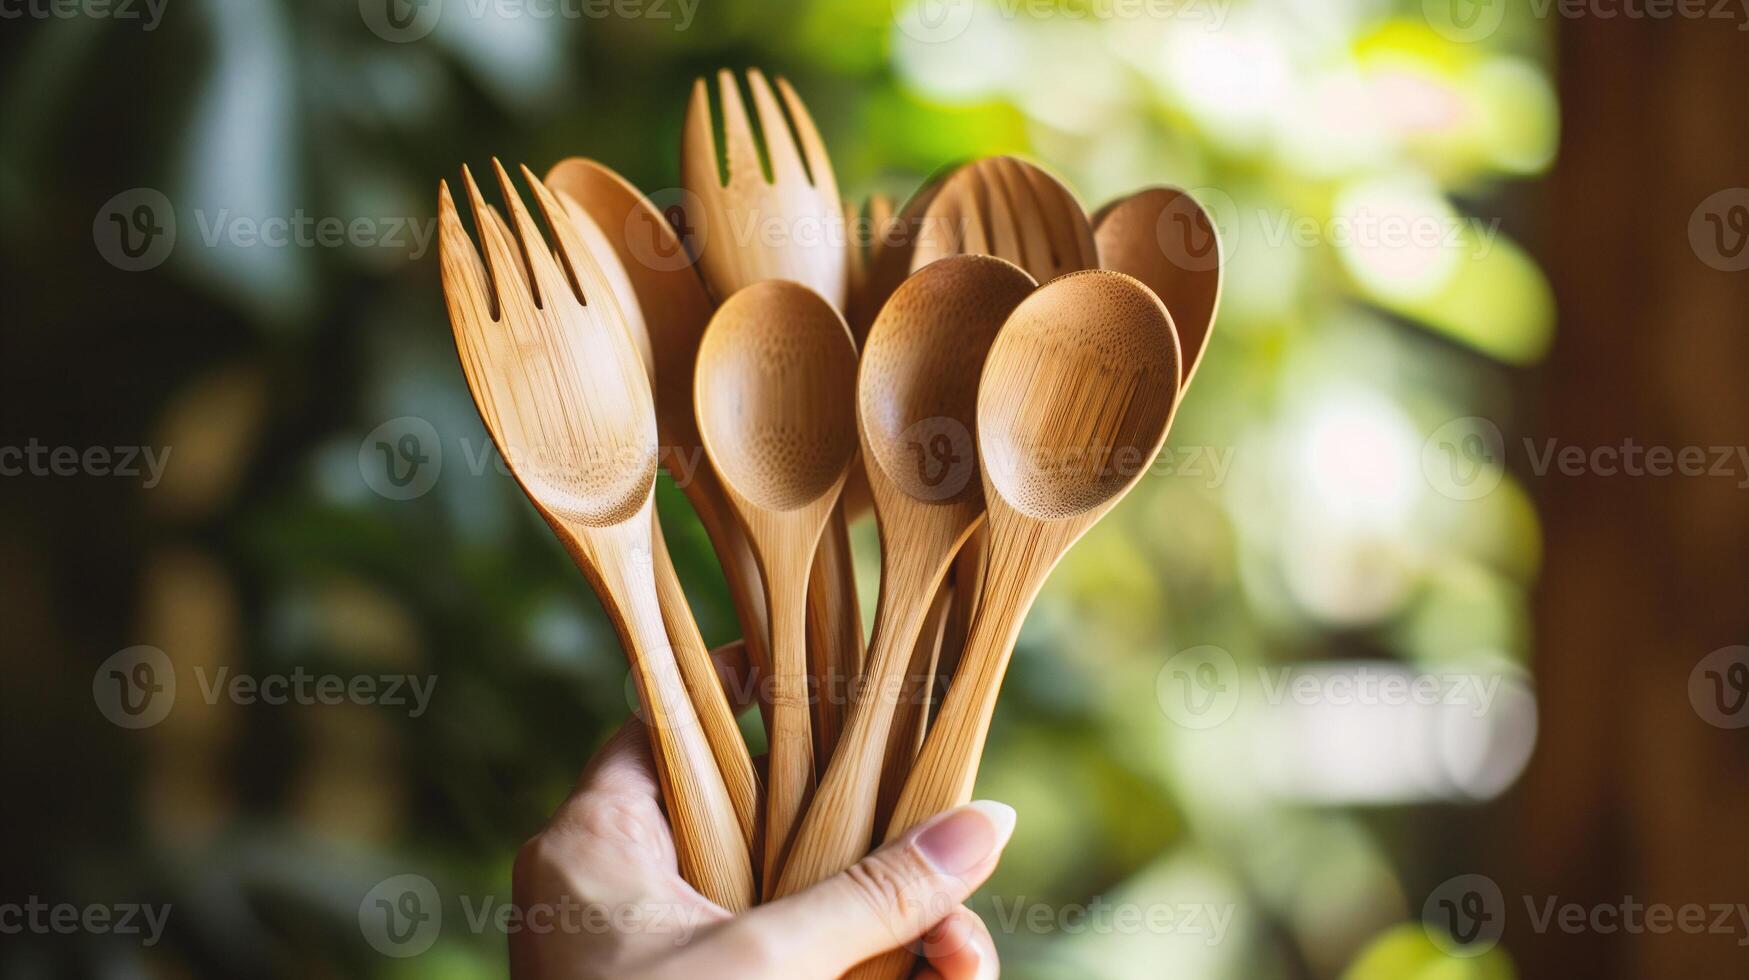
[510,643,1015,980]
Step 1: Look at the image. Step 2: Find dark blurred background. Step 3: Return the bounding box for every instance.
[2,1,1746,977]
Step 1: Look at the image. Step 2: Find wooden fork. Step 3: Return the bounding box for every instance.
[437,161,754,912]
[682,68,864,769]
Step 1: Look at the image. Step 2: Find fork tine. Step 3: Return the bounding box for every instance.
[524,164,613,313]
[990,158,1051,278]
[461,164,535,325]
[682,77,722,190]
[492,158,572,311]
[715,69,764,184]
[775,76,838,199]
[438,179,495,325]
[747,69,806,184]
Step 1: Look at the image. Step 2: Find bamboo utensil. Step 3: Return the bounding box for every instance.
[682,68,864,767]
[773,255,1036,897]
[693,279,861,896]
[543,157,761,849]
[1094,186,1223,388]
[851,270,1181,979]
[899,155,1101,789]
[437,161,754,912]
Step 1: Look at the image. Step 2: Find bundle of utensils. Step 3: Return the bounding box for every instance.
[436,68,1221,977]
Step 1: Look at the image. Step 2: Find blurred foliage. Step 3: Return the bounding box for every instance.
[0,0,1553,976]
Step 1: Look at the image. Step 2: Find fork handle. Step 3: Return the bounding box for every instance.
[576,512,756,913]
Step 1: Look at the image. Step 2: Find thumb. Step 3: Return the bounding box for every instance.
[723,801,1016,976]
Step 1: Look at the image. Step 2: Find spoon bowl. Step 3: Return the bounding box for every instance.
[980,274,1182,519]
[1093,186,1222,388]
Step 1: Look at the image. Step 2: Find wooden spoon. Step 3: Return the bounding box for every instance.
[897,156,1100,790]
[1093,186,1223,389]
[851,270,1181,979]
[683,69,864,767]
[437,162,753,911]
[543,158,761,850]
[694,279,860,895]
[773,255,1036,897]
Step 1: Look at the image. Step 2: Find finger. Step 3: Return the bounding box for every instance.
[708,639,758,714]
[919,906,998,980]
[706,800,1016,976]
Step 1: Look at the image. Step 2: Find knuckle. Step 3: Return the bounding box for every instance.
[842,852,927,934]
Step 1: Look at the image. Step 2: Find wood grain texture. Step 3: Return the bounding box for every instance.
[540,161,761,851]
[849,270,1181,979]
[545,157,776,729]
[694,280,860,897]
[906,155,1102,812]
[874,579,952,835]
[773,255,1036,898]
[438,162,753,912]
[1093,186,1223,390]
[680,71,864,780]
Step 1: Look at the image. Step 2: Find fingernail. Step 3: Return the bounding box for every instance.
[915,800,1016,875]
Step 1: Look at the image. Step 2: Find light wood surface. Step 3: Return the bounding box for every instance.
[438,162,754,912]
[849,270,1181,978]
[907,154,1101,795]
[773,255,1036,897]
[1093,186,1223,389]
[874,580,952,834]
[694,280,860,897]
[681,71,864,772]
[542,158,762,850]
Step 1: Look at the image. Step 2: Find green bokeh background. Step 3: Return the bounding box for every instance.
[0,0,1555,976]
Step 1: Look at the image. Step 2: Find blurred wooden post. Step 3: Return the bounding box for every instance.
[1507,16,1749,979]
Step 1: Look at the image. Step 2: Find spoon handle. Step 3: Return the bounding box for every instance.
[677,464,773,724]
[649,516,760,849]
[762,556,818,897]
[844,523,1056,980]
[874,582,952,832]
[805,503,864,765]
[576,512,756,913]
[771,547,940,897]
